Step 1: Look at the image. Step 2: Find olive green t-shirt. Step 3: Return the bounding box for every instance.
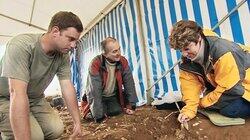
[0,34,71,99]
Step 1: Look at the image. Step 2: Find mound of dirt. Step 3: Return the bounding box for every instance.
[58,106,250,140]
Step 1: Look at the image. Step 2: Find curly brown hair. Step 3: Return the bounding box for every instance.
[169,20,203,50]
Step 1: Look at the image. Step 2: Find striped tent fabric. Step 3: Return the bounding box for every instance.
[74,0,148,105]
[71,0,250,105]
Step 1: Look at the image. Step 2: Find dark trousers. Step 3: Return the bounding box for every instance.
[102,95,122,116]
[219,98,250,118]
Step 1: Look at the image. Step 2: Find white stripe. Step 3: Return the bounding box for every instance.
[174,0,183,21]
[214,0,233,40]
[120,3,129,58]
[154,0,174,97]
[113,9,118,39]
[126,0,143,100]
[236,0,250,45]
[104,16,109,38]
[145,0,165,97]
[116,6,124,54]
[163,0,181,92]
[199,1,212,29]
[135,2,148,103]
[108,13,113,37]
[97,24,102,54]
[138,0,154,101]
[186,0,195,21]
[163,0,173,32]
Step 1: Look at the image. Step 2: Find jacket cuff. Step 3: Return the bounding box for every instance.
[180,108,197,119]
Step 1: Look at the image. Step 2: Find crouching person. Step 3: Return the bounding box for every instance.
[84,37,138,123]
[168,20,250,123]
[0,11,83,140]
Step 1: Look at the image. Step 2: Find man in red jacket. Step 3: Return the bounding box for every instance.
[84,37,138,123]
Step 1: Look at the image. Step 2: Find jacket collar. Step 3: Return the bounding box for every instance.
[99,54,123,71]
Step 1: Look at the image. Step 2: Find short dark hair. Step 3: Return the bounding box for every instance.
[48,11,83,32]
[101,37,117,53]
[169,20,203,50]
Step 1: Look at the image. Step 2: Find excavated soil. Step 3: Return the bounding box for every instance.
[58,106,250,140]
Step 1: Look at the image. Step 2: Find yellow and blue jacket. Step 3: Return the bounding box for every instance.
[179,30,250,119]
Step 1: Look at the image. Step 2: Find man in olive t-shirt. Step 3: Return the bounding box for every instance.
[0,11,83,140]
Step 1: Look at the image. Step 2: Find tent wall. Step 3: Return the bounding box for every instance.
[71,0,250,105]
[75,1,148,105]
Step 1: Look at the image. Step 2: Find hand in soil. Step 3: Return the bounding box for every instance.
[70,123,82,138]
[124,108,135,115]
[178,113,190,123]
[178,113,189,130]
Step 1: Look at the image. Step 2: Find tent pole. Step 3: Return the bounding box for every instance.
[29,0,36,25]
[135,0,153,105]
[0,13,46,31]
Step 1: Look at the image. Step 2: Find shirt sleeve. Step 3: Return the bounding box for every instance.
[56,54,71,80]
[200,52,240,107]
[1,41,31,83]
[179,70,203,119]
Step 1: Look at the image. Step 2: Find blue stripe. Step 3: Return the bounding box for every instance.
[95,23,100,50]
[226,0,244,44]
[168,0,177,24]
[159,0,178,92]
[142,0,160,96]
[248,0,250,12]
[122,2,134,71]
[111,11,115,37]
[98,22,103,51]
[86,32,89,50]
[114,7,120,45]
[206,0,221,35]
[150,0,168,96]
[128,0,145,96]
[90,29,92,49]
[100,20,104,41]
[192,0,203,26]
[117,7,122,44]
[168,0,182,59]
[113,8,117,39]
[118,5,127,54]
[107,14,111,36]
[102,20,105,40]
[94,27,98,51]
[179,0,188,20]
[91,29,95,51]
[103,17,107,37]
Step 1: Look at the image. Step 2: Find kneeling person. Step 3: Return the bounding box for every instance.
[85,37,138,122]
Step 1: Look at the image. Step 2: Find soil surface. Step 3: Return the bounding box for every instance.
[58,106,250,140]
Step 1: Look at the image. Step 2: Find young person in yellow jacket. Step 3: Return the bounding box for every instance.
[169,20,250,123]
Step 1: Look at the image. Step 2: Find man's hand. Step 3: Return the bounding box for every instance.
[70,123,82,138]
[60,80,82,138]
[124,108,135,115]
[177,113,190,123]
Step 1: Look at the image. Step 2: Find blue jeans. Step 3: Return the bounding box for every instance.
[219,98,250,118]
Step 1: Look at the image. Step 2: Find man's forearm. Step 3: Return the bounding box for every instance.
[63,91,81,124]
[10,93,30,140]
